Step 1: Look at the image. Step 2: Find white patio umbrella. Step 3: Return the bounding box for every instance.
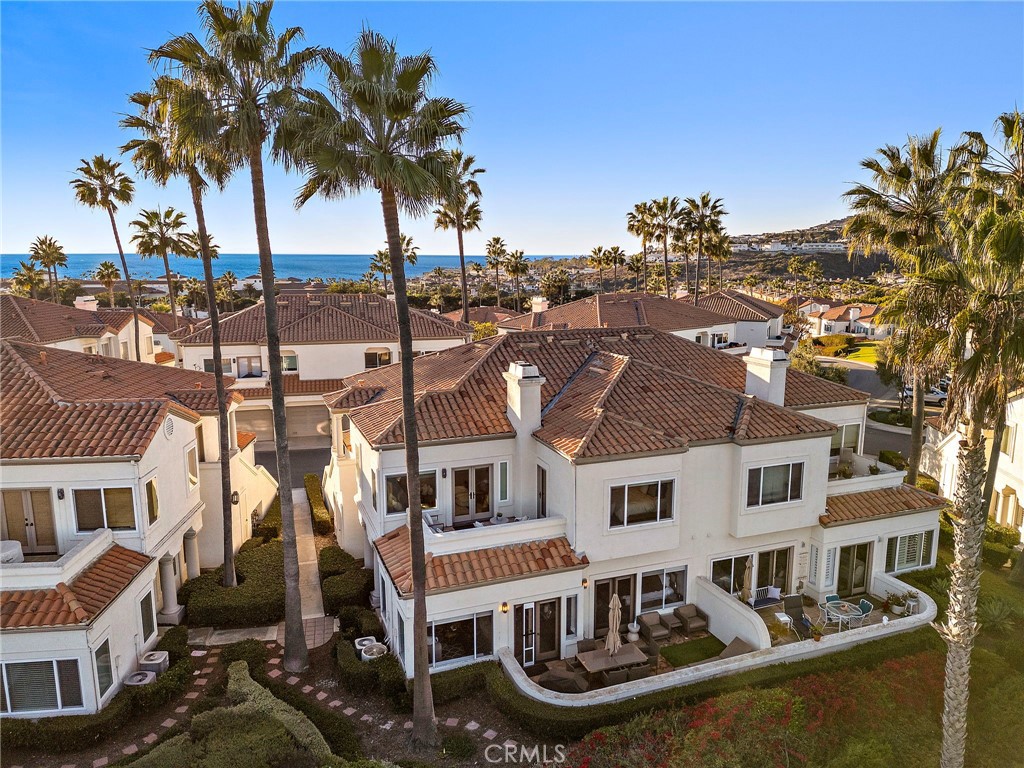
[740,556,753,603]
[605,594,622,655]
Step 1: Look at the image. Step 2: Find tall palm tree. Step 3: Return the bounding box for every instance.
[275,30,467,748]
[626,202,654,293]
[588,246,606,293]
[844,130,959,485]
[650,196,683,298]
[182,276,204,314]
[433,149,484,323]
[604,246,626,291]
[94,260,121,309]
[130,207,190,328]
[11,260,46,299]
[957,109,1024,211]
[684,192,727,302]
[468,261,484,305]
[370,249,392,295]
[121,79,240,594]
[505,249,529,311]
[485,236,507,308]
[29,236,67,303]
[710,231,731,287]
[151,2,318,662]
[626,252,645,290]
[220,270,238,311]
[70,155,140,358]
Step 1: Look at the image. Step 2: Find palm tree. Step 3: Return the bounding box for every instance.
[604,246,626,291]
[468,261,484,305]
[844,130,959,486]
[485,236,507,308]
[94,260,121,309]
[588,246,606,293]
[220,270,238,311]
[626,252,645,290]
[684,192,727,302]
[710,231,731,287]
[650,196,684,298]
[151,2,318,664]
[121,79,240,596]
[130,207,191,328]
[505,249,529,311]
[433,149,484,323]
[11,260,46,299]
[275,30,467,749]
[70,155,140,359]
[182,276,204,314]
[626,202,654,293]
[29,236,67,303]
[957,109,1024,211]
[370,249,392,295]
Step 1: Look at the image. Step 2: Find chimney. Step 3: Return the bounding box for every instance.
[74,295,99,311]
[38,350,47,365]
[531,296,549,314]
[743,347,788,406]
[503,361,546,517]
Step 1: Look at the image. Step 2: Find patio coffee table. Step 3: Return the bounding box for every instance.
[825,600,862,632]
[575,643,647,674]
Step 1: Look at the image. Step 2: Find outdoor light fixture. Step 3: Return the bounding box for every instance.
[231,491,240,505]
[57,488,65,500]
[500,602,509,614]
[441,468,447,478]
[582,577,589,589]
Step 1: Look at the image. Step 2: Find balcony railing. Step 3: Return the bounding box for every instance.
[422,513,567,556]
[828,453,904,492]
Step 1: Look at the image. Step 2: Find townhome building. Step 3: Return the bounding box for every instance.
[684,289,786,349]
[0,341,277,716]
[0,294,156,363]
[175,294,471,447]
[320,328,943,677]
[803,302,893,340]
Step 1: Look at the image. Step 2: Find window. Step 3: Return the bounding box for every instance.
[145,337,154,355]
[831,424,861,457]
[186,446,200,490]
[384,472,437,515]
[95,640,113,697]
[364,349,392,369]
[1001,425,1016,458]
[498,461,509,503]
[609,479,674,527]
[370,469,377,512]
[395,613,406,661]
[1,660,83,713]
[537,466,547,518]
[711,555,752,595]
[746,463,803,507]
[140,592,156,642]
[379,575,387,615]
[282,352,298,372]
[73,488,135,531]
[101,340,114,357]
[340,414,352,455]
[237,356,262,378]
[428,612,493,666]
[640,567,687,611]
[203,358,232,374]
[565,595,578,638]
[145,480,159,524]
[885,530,936,573]
[120,340,130,359]
[83,345,96,355]
[196,425,206,462]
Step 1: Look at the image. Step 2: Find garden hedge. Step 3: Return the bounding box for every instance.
[335,638,380,693]
[183,539,286,628]
[319,545,360,582]
[982,542,1013,569]
[337,606,384,643]
[322,569,373,615]
[253,496,282,540]
[304,473,334,536]
[878,450,907,470]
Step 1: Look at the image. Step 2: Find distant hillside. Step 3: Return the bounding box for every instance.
[737,217,852,245]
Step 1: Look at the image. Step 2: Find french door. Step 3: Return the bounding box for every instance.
[837,543,871,597]
[2,489,57,554]
[452,466,491,526]
[514,598,560,667]
[593,575,634,636]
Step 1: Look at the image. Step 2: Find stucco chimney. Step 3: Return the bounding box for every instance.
[74,295,98,311]
[503,361,546,516]
[531,296,549,314]
[743,347,789,406]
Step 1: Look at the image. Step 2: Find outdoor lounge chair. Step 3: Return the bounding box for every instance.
[538,669,589,693]
[673,603,709,635]
[576,638,598,653]
[627,665,651,681]
[599,668,629,687]
[783,594,812,639]
[641,637,660,667]
[638,612,670,642]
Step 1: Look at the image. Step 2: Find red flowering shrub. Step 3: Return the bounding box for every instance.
[564,710,679,768]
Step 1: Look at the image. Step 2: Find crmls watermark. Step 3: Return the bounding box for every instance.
[484,743,567,765]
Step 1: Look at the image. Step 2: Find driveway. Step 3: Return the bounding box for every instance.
[817,357,898,404]
[255,447,331,488]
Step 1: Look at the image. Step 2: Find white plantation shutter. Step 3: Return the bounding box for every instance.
[824,548,837,588]
[808,545,819,586]
[6,661,58,712]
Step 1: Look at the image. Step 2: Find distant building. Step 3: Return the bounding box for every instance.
[803,303,893,340]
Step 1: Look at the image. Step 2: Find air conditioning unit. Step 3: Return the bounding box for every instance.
[139,650,169,674]
[124,671,156,687]
[354,636,377,651]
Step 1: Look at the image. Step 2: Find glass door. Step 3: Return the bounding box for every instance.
[452,466,491,527]
[837,543,871,597]
[2,490,57,554]
[593,575,634,636]
[756,547,792,591]
[514,602,536,667]
[536,599,560,661]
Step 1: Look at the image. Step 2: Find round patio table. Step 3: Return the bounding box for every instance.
[825,600,862,632]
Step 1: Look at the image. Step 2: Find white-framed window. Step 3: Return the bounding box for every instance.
[427,612,493,667]
[711,554,752,594]
[237,356,262,378]
[186,446,200,490]
[83,344,97,355]
[498,461,510,503]
[885,530,936,573]
[145,336,154,355]
[282,351,298,372]
[101,339,114,357]
[73,488,136,532]
[746,462,803,507]
[537,465,547,518]
[831,424,861,457]
[364,349,392,369]
[609,479,674,528]
[0,659,84,714]
[384,471,437,515]
[203,358,232,374]
[120,340,130,359]
[565,595,578,639]
[639,566,687,611]
[140,591,156,642]
[95,639,113,698]
[370,469,377,512]
[1001,425,1016,459]
[145,479,159,525]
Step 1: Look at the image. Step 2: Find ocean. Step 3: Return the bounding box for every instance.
[0,252,561,282]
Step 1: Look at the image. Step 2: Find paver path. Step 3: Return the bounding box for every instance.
[290,486,325,619]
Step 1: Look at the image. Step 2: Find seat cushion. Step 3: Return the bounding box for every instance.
[638,612,661,627]
[687,616,708,631]
[675,604,697,619]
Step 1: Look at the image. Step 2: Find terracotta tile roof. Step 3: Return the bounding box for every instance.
[374,526,587,596]
[443,306,516,325]
[0,295,126,344]
[1,340,236,460]
[687,290,785,322]
[329,328,854,459]
[96,309,155,332]
[175,294,469,346]
[0,545,152,629]
[820,484,946,527]
[237,430,257,449]
[497,292,733,333]
[818,303,882,323]
[154,351,177,364]
[925,415,944,431]
[134,308,180,335]
[237,376,352,400]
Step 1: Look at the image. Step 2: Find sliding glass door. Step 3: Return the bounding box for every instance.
[593,575,634,636]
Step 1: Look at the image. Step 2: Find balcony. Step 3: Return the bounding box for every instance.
[0,530,112,591]
[827,452,904,493]
[422,513,567,556]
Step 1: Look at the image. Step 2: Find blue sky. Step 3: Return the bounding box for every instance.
[2,1,1021,256]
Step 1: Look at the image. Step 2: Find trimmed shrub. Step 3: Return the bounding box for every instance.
[130,658,193,710]
[322,569,373,615]
[982,542,1013,569]
[185,540,286,627]
[939,512,954,547]
[319,545,360,581]
[373,653,411,712]
[878,449,907,470]
[986,518,1022,549]
[254,496,282,540]
[238,536,266,554]
[335,639,379,693]
[916,474,941,494]
[304,473,334,536]
[156,624,190,666]
[337,606,384,643]
[441,733,477,760]
[416,660,489,706]
[221,638,268,669]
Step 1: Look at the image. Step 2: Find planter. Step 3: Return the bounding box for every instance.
[812,634,822,643]
[626,623,640,643]
[891,604,906,616]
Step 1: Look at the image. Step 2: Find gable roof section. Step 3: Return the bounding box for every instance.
[690,290,785,322]
[820,484,945,527]
[1,340,239,460]
[0,295,154,345]
[443,305,516,325]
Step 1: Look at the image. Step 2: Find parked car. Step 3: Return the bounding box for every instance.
[901,386,947,406]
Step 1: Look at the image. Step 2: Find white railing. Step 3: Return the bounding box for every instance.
[828,455,905,494]
[0,530,112,590]
[423,515,567,556]
[693,576,772,650]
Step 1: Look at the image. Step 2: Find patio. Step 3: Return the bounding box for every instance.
[756,593,904,646]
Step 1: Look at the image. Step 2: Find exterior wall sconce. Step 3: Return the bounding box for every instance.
[500,602,509,614]
[231,491,240,505]
[582,577,589,589]
[441,468,447,479]
[57,488,65,500]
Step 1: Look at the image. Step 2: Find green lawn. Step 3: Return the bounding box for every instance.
[845,340,880,365]
[660,636,726,668]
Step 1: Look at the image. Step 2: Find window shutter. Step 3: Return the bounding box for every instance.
[824,547,837,587]
[808,545,819,586]
[5,661,58,712]
[923,529,935,567]
[885,537,897,573]
[56,660,83,708]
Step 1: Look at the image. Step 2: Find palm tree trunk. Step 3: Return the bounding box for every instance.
[612,264,617,290]
[456,226,469,325]
[494,266,501,308]
[380,186,437,750]
[107,207,141,361]
[938,428,987,768]
[694,233,703,303]
[906,372,926,485]
[161,254,180,329]
[662,237,671,299]
[248,144,307,673]
[641,241,648,293]
[108,284,115,311]
[47,267,56,303]
[516,277,522,311]
[383,271,389,297]
[191,176,236,590]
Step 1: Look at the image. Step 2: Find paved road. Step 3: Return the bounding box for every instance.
[255,447,331,488]
[863,424,911,458]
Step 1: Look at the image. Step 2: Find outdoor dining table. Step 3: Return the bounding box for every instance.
[824,600,863,632]
[575,642,647,674]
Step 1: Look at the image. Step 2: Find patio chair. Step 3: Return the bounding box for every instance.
[673,603,709,636]
[641,637,661,667]
[638,612,670,642]
[783,594,811,639]
[627,665,651,681]
[849,599,874,628]
[576,638,598,653]
[818,593,840,611]
[599,668,629,687]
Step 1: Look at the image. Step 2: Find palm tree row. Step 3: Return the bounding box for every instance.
[587,245,627,293]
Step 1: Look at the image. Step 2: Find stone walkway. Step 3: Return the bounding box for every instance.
[291,486,325,619]
[276,616,338,649]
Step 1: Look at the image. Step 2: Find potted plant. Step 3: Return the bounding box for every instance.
[869,462,880,475]
[887,591,906,615]
[810,623,824,642]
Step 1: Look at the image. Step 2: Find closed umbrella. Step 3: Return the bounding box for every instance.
[605,594,622,655]
[740,556,753,603]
